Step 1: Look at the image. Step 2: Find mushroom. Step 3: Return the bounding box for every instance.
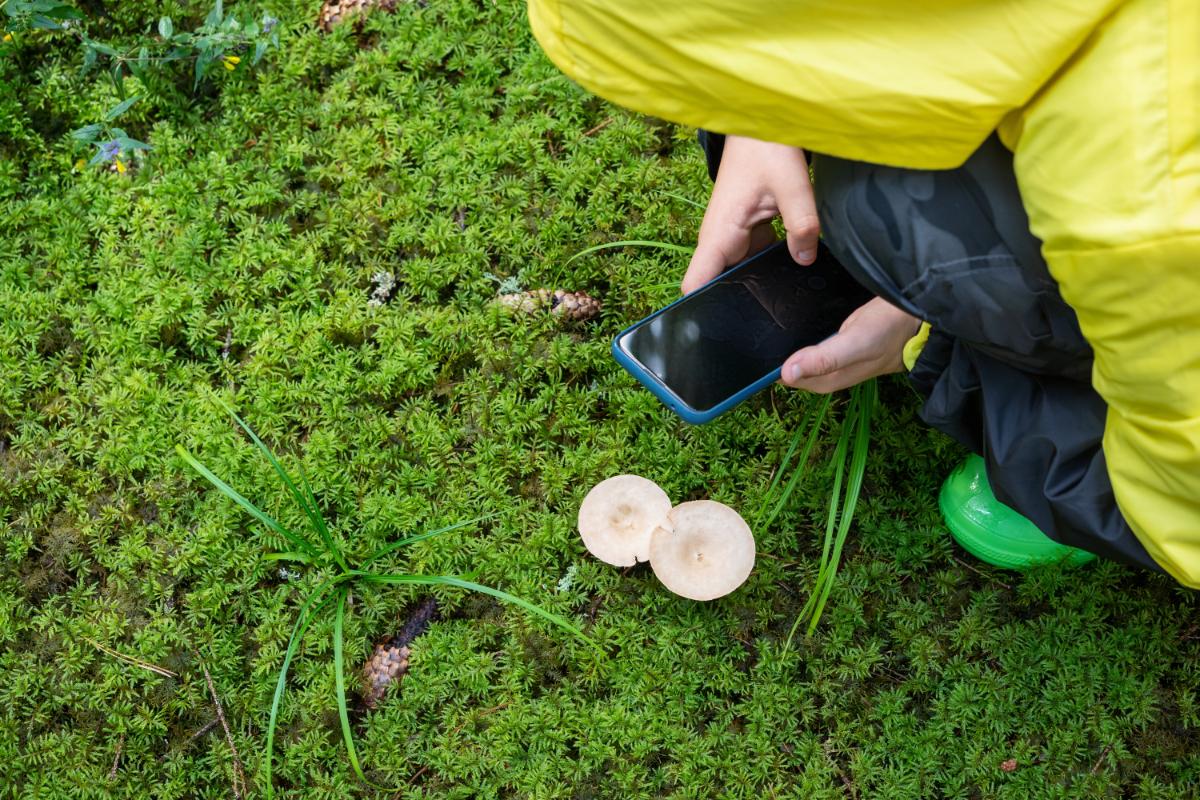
[648,500,756,601]
[577,475,673,566]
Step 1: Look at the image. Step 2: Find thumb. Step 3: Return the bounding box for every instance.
[781,332,869,386]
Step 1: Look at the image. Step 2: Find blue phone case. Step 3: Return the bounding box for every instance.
[611,241,796,425]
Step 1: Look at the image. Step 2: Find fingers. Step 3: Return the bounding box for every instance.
[684,135,817,294]
[775,152,821,265]
[684,223,743,294]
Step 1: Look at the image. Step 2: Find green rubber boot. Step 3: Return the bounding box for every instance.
[939,455,1097,570]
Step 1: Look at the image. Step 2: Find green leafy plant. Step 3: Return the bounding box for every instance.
[176,398,599,796]
[1,0,81,36]
[761,379,877,644]
[73,1,280,95]
[6,0,278,170]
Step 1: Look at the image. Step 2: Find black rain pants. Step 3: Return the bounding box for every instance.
[699,131,1162,574]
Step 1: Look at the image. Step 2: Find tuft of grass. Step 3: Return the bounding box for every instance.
[177,397,599,796]
[758,380,876,644]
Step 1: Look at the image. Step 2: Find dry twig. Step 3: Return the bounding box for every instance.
[83,637,176,678]
[108,733,125,781]
[1090,744,1114,774]
[951,556,1014,591]
[202,662,247,799]
[582,117,615,137]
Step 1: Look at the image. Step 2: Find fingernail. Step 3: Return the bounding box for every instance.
[786,363,804,382]
[796,249,815,263]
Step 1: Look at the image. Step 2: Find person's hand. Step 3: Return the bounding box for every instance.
[682,135,819,294]
[780,297,922,393]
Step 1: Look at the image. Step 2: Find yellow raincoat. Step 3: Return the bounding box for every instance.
[529,0,1200,585]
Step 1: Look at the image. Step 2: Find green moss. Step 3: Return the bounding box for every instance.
[3,1,1200,798]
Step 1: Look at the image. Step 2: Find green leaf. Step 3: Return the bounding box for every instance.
[115,137,152,151]
[158,16,172,39]
[82,44,96,73]
[104,95,139,121]
[70,123,102,141]
[252,40,267,65]
[87,40,119,57]
[565,239,693,265]
[357,573,603,654]
[204,0,222,29]
[30,14,63,30]
[194,50,211,91]
[40,4,82,21]
[109,62,125,100]
[175,444,320,558]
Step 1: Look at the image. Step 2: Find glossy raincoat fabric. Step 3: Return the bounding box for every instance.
[528,0,1200,585]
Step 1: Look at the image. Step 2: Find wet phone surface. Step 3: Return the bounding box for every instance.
[617,241,872,413]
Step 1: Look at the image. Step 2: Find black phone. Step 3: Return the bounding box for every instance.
[611,240,873,423]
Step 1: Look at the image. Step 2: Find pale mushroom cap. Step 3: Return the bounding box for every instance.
[578,475,673,567]
[649,500,755,601]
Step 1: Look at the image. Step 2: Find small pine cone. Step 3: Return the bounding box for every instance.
[496,289,552,314]
[318,0,397,32]
[360,598,437,709]
[362,644,410,709]
[550,290,601,322]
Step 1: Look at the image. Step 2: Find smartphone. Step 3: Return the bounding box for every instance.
[612,240,873,424]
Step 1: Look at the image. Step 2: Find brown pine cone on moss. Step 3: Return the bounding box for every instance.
[362,644,409,709]
[361,597,438,709]
[317,0,398,32]
[496,289,601,322]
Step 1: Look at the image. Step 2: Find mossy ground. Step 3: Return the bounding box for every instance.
[3,2,1200,798]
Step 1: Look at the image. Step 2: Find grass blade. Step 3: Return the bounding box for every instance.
[783,403,852,654]
[264,580,340,798]
[760,394,832,530]
[176,445,319,558]
[214,397,348,571]
[565,240,692,265]
[296,460,335,551]
[359,515,496,568]
[333,589,371,784]
[805,380,875,634]
[660,190,705,211]
[357,573,603,655]
[261,551,314,564]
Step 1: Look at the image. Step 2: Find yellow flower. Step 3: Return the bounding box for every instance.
[223,55,241,70]
[2,33,13,43]
[73,158,86,172]
[115,159,127,175]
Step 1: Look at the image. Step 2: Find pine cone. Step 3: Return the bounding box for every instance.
[362,644,409,709]
[360,598,438,709]
[496,289,601,322]
[317,0,398,32]
[550,290,602,322]
[496,288,552,314]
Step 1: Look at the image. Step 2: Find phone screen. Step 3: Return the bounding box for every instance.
[616,242,871,413]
